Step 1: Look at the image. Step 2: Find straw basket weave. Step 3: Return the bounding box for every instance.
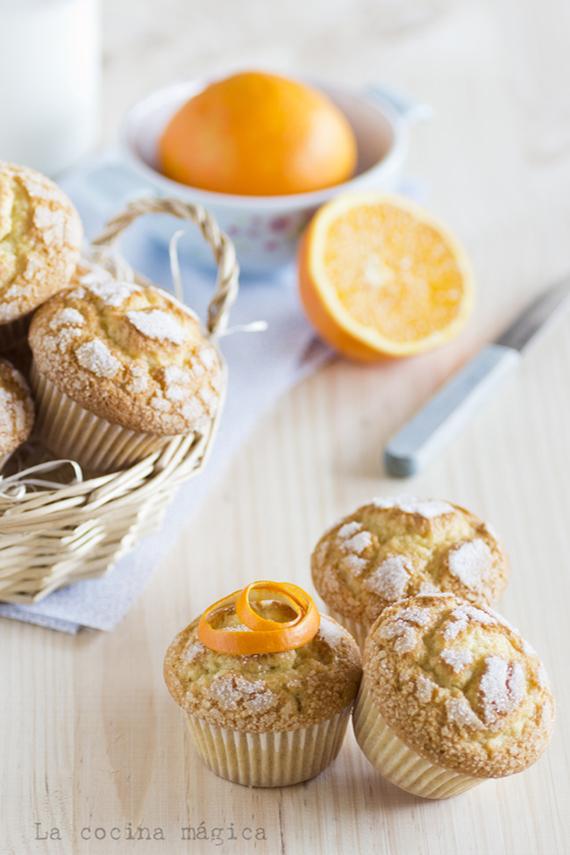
[0,198,239,604]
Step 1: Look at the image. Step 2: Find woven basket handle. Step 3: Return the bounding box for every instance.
[90,197,239,338]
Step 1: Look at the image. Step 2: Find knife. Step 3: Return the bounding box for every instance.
[384,279,570,478]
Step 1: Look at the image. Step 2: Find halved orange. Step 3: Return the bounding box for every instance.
[298,193,474,361]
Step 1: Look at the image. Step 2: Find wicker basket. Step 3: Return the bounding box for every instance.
[0,197,239,604]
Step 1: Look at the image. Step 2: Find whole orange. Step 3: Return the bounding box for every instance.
[158,71,357,196]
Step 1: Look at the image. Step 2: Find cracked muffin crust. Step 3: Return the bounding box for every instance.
[0,162,82,326]
[361,594,554,778]
[0,359,34,460]
[29,261,223,435]
[311,498,509,635]
[164,603,362,733]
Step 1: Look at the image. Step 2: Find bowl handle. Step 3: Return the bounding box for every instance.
[90,197,239,338]
[365,85,433,124]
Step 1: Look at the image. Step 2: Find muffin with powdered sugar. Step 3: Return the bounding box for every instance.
[164,580,361,787]
[0,359,34,470]
[353,593,555,798]
[29,261,223,472]
[311,497,509,647]
[0,162,82,351]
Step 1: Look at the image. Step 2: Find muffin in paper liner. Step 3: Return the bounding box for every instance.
[28,261,224,474]
[31,362,172,473]
[353,679,479,798]
[186,705,351,787]
[0,162,82,351]
[0,358,34,472]
[312,497,510,648]
[164,600,362,788]
[352,594,555,799]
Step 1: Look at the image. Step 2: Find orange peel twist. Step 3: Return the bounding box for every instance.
[198,580,320,655]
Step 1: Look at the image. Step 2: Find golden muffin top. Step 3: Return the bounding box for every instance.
[0,162,82,323]
[164,602,362,732]
[29,262,223,435]
[0,359,34,455]
[363,594,554,777]
[311,498,508,622]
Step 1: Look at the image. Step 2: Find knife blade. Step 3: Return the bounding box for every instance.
[384,278,570,478]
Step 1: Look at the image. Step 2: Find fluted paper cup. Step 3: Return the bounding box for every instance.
[31,363,173,473]
[353,679,480,799]
[186,706,351,787]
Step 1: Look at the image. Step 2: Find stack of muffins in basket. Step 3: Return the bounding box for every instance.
[165,497,555,797]
[0,160,223,476]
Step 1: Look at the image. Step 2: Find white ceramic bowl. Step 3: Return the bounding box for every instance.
[117,77,429,275]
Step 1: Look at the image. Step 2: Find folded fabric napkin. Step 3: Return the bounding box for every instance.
[0,156,418,633]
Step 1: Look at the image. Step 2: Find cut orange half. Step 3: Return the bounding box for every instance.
[298,193,474,361]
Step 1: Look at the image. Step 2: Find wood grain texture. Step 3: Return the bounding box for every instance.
[2,0,570,852]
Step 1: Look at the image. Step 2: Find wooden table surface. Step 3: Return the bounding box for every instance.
[2,1,570,853]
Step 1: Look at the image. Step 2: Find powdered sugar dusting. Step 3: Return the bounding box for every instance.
[128,363,149,393]
[364,555,411,601]
[182,399,205,423]
[379,618,418,654]
[0,389,26,446]
[448,539,492,589]
[443,604,496,641]
[418,580,440,595]
[75,339,121,378]
[82,270,140,306]
[150,396,171,412]
[441,647,473,672]
[416,674,438,703]
[317,616,347,648]
[183,641,205,662]
[209,674,277,714]
[336,521,373,576]
[340,554,368,575]
[344,531,373,554]
[396,606,431,626]
[446,696,483,730]
[338,521,361,539]
[50,307,85,329]
[372,496,454,518]
[197,346,217,369]
[127,309,186,344]
[478,656,526,727]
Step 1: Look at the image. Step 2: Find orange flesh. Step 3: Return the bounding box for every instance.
[322,204,466,343]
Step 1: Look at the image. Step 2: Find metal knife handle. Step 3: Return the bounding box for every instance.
[384,344,520,478]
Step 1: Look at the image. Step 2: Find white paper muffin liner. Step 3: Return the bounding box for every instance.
[327,608,372,649]
[31,363,175,473]
[186,706,351,787]
[0,314,31,353]
[353,679,481,799]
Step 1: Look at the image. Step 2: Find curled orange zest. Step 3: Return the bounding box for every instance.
[198,580,320,655]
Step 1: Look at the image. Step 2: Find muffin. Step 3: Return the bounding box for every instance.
[0,162,82,351]
[353,594,555,799]
[164,581,362,787]
[311,497,509,647]
[28,261,223,473]
[0,359,34,469]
